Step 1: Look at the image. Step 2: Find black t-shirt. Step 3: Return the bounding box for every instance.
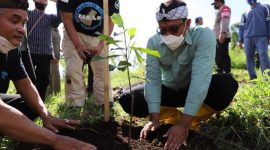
[0,49,28,89]
[58,0,119,36]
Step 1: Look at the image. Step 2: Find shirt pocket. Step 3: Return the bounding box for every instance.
[159,54,172,71]
[177,51,192,66]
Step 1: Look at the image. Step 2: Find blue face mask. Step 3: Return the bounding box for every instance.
[247,0,257,5]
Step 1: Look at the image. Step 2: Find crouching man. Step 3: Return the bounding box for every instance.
[0,0,96,149]
[119,0,238,149]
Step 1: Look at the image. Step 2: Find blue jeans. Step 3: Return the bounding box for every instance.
[244,36,270,79]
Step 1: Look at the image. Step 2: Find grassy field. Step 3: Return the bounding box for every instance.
[1,47,270,149]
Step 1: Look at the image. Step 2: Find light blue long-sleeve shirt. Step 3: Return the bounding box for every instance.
[239,3,270,42]
[145,27,216,116]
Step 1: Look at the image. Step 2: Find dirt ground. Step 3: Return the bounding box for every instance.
[13,120,218,150]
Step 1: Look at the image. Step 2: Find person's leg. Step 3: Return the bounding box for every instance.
[31,54,51,101]
[79,33,113,106]
[0,94,38,120]
[203,73,238,111]
[255,50,260,69]
[255,36,270,75]
[87,63,94,93]
[215,40,223,73]
[50,62,61,94]
[119,74,238,128]
[119,84,187,118]
[62,32,86,107]
[215,39,231,73]
[244,38,257,79]
[222,38,231,73]
[191,73,238,131]
[119,84,149,117]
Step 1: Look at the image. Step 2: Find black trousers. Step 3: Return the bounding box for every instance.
[83,63,94,92]
[216,38,231,73]
[31,54,52,101]
[21,51,37,85]
[0,94,38,120]
[119,73,238,117]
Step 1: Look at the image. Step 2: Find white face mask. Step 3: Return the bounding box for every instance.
[0,36,17,54]
[160,34,185,51]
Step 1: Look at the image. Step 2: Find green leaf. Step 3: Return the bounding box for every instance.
[98,35,120,46]
[127,28,136,39]
[109,64,117,71]
[117,61,132,71]
[111,13,124,27]
[132,47,160,58]
[92,55,121,61]
[134,50,144,64]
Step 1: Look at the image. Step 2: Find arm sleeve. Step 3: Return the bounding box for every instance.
[7,49,27,81]
[220,6,231,34]
[144,38,162,114]
[57,0,73,12]
[183,28,216,116]
[50,3,62,28]
[238,13,246,42]
[109,0,120,16]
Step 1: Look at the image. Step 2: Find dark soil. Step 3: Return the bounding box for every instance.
[13,120,217,150]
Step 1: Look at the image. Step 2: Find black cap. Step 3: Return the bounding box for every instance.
[211,0,225,5]
[0,0,29,10]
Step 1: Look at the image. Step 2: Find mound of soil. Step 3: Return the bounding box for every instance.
[13,120,217,150]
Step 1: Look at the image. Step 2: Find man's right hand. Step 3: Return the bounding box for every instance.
[239,42,244,49]
[75,44,92,61]
[140,120,160,139]
[53,135,97,150]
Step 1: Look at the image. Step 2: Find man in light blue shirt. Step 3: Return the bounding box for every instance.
[239,0,270,80]
[119,0,238,149]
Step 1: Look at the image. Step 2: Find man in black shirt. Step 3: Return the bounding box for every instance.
[0,0,96,149]
[58,0,119,108]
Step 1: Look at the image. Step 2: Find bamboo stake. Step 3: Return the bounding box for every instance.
[103,0,110,122]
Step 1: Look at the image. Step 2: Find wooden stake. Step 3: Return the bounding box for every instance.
[103,0,110,122]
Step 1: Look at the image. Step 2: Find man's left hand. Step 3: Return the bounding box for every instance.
[42,115,80,133]
[163,123,189,150]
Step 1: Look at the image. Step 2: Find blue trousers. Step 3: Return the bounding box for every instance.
[244,36,270,79]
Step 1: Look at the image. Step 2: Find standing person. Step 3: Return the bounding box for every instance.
[118,0,238,149]
[19,35,37,85]
[49,27,61,94]
[27,0,61,100]
[195,16,203,26]
[239,0,270,80]
[0,0,96,149]
[212,0,232,74]
[58,0,119,108]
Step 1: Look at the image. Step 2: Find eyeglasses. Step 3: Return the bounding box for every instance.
[156,23,184,35]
